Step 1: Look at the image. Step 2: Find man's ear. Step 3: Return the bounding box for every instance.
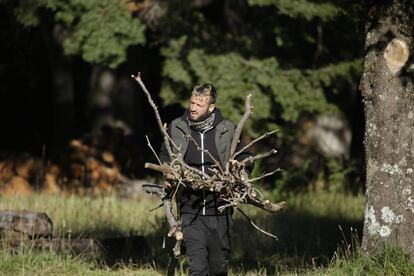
[209,104,215,113]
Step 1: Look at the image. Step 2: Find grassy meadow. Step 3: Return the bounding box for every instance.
[0,191,413,275]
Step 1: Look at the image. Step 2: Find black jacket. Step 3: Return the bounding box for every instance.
[159,109,252,215]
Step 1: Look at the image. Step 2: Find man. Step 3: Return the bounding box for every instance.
[159,83,252,276]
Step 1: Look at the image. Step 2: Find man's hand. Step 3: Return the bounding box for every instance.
[164,172,175,189]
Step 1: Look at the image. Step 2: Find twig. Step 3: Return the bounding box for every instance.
[242,149,277,165]
[234,130,278,158]
[236,207,278,240]
[246,197,286,213]
[142,184,180,236]
[253,187,264,199]
[180,161,211,180]
[149,203,164,212]
[171,181,184,202]
[229,94,253,159]
[132,73,174,160]
[249,168,282,183]
[146,135,162,165]
[173,240,182,257]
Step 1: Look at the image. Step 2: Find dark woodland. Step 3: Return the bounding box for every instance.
[0,0,413,274]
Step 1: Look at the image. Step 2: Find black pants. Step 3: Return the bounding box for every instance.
[181,213,233,276]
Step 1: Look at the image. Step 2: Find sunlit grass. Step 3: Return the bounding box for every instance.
[0,194,164,238]
[0,249,163,275]
[314,244,414,275]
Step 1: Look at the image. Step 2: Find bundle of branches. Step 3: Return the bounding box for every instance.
[132,73,286,242]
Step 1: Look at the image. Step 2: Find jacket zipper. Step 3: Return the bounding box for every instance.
[200,131,206,215]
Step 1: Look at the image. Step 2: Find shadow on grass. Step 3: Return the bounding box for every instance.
[68,223,179,272]
[68,206,363,275]
[230,208,363,274]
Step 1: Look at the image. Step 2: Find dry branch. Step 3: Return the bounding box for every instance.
[249,168,282,183]
[145,135,162,165]
[234,130,278,158]
[144,163,173,175]
[237,207,279,240]
[141,183,183,257]
[131,73,174,160]
[229,94,252,159]
[241,149,278,165]
[141,184,181,238]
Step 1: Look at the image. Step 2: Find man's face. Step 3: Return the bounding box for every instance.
[188,93,214,121]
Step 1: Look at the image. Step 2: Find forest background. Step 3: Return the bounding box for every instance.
[0,0,364,193]
[1,0,411,275]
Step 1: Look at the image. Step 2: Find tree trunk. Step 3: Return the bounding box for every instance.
[88,66,117,133]
[87,66,136,135]
[360,1,414,258]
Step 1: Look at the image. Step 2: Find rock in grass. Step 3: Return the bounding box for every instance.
[0,210,53,240]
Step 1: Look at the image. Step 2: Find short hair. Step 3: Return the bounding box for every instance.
[192,82,217,104]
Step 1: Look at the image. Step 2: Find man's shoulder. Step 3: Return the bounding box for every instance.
[217,118,236,131]
[170,116,186,127]
[169,116,189,135]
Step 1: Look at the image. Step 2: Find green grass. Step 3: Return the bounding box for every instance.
[0,191,412,275]
[0,249,162,275]
[230,191,364,273]
[0,194,164,238]
[314,245,414,275]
